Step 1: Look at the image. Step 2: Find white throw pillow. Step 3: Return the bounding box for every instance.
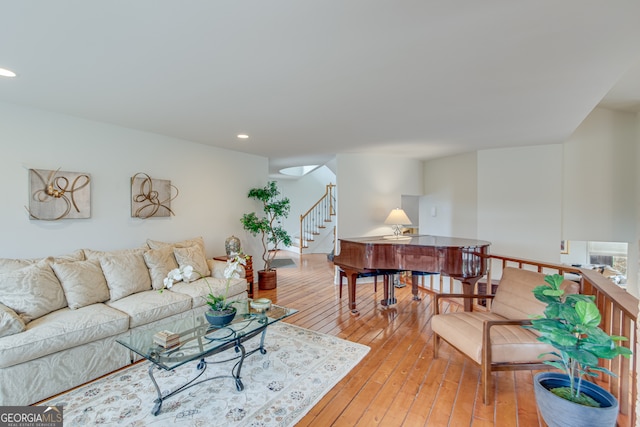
[147,237,210,276]
[143,246,179,290]
[0,261,67,323]
[0,303,25,338]
[173,245,210,279]
[51,260,111,309]
[99,253,152,301]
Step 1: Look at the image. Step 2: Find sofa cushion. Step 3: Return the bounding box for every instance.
[431,310,556,364]
[106,289,192,328]
[169,277,247,308]
[147,237,210,276]
[51,260,111,309]
[173,246,210,279]
[0,261,67,323]
[0,303,130,368]
[143,246,179,290]
[0,250,85,272]
[491,267,579,320]
[0,303,25,338]
[98,252,152,302]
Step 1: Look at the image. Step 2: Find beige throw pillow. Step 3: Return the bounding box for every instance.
[99,253,152,301]
[0,250,84,272]
[143,246,179,290]
[0,303,25,338]
[173,246,210,278]
[147,237,210,276]
[0,262,67,323]
[51,260,111,309]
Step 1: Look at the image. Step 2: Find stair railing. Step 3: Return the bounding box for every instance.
[299,183,336,253]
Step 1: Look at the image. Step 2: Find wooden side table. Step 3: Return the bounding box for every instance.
[213,255,254,298]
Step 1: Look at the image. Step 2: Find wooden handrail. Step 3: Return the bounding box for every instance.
[298,184,336,253]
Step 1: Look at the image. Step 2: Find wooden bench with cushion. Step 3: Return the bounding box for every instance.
[431,267,579,404]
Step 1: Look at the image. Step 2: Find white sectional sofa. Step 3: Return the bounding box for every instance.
[0,237,247,406]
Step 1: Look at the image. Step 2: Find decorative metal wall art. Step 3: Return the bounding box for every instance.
[131,172,179,219]
[27,168,91,220]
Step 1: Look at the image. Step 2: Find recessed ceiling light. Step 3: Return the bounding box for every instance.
[237,134,249,139]
[0,68,17,78]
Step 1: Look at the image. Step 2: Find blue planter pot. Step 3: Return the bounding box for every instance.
[204,308,236,327]
[534,372,619,427]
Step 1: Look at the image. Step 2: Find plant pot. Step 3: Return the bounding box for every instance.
[204,307,236,327]
[533,372,619,427]
[258,269,277,290]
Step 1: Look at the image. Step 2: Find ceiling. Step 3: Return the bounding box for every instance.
[1,1,639,177]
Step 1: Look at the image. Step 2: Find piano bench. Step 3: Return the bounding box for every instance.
[338,269,386,298]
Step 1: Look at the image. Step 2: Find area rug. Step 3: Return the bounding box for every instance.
[40,323,369,426]
[270,258,296,269]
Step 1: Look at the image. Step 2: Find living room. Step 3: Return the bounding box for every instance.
[1,2,639,425]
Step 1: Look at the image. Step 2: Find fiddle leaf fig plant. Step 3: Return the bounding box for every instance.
[527,274,632,406]
[240,181,292,272]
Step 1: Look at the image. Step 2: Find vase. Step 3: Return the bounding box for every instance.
[204,308,237,327]
[533,372,619,427]
[225,235,241,257]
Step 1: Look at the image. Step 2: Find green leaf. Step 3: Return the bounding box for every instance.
[575,300,601,327]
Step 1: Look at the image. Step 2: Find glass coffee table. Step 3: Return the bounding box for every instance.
[116,303,297,415]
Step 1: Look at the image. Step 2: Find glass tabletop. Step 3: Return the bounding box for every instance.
[116,303,297,371]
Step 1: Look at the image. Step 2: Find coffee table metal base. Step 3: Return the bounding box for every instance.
[149,326,268,416]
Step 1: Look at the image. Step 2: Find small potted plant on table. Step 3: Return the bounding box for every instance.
[163,255,246,326]
[240,181,292,290]
[527,274,632,427]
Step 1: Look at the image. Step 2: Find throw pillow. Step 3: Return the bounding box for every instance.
[147,237,210,276]
[51,260,111,309]
[0,303,25,338]
[99,253,152,301]
[0,250,85,273]
[173,245,210,279]
[143,246,179,290]
[0,261,67,323]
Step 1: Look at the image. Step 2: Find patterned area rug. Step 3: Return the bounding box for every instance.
[40,323,369,426]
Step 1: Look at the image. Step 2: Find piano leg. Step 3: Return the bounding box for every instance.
[461,277,482,312]
[343,269,360,314]
[381,274,397,306]
[411,275,422,301]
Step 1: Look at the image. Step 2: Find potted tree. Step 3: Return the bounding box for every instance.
[240,181,292,290]
[527,274,632,427]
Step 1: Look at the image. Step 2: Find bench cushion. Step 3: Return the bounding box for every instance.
[169,277,247,308]
[0,304,129,368]
[106,289,192,328]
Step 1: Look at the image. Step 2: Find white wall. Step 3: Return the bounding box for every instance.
[336,154,423,240]
[478,144,563,262]
[0,102,268,260]
[563,107,637,242]
[422,108,639,295]
[422,151,478,238]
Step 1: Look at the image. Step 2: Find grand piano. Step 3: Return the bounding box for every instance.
[333,235,490,313]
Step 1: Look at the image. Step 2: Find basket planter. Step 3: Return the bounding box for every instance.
[534,372,619,427]
[258,269,277,290]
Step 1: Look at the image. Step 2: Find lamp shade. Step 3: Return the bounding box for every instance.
[384,208,412,225]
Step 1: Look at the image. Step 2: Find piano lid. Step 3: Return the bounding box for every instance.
[338,234,491,248]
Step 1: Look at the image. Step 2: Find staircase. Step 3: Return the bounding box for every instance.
[293,184,336,254]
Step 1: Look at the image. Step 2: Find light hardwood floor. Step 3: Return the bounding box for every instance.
[258,252,545,427]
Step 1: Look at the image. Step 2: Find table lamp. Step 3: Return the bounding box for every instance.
[384,208,412,239]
